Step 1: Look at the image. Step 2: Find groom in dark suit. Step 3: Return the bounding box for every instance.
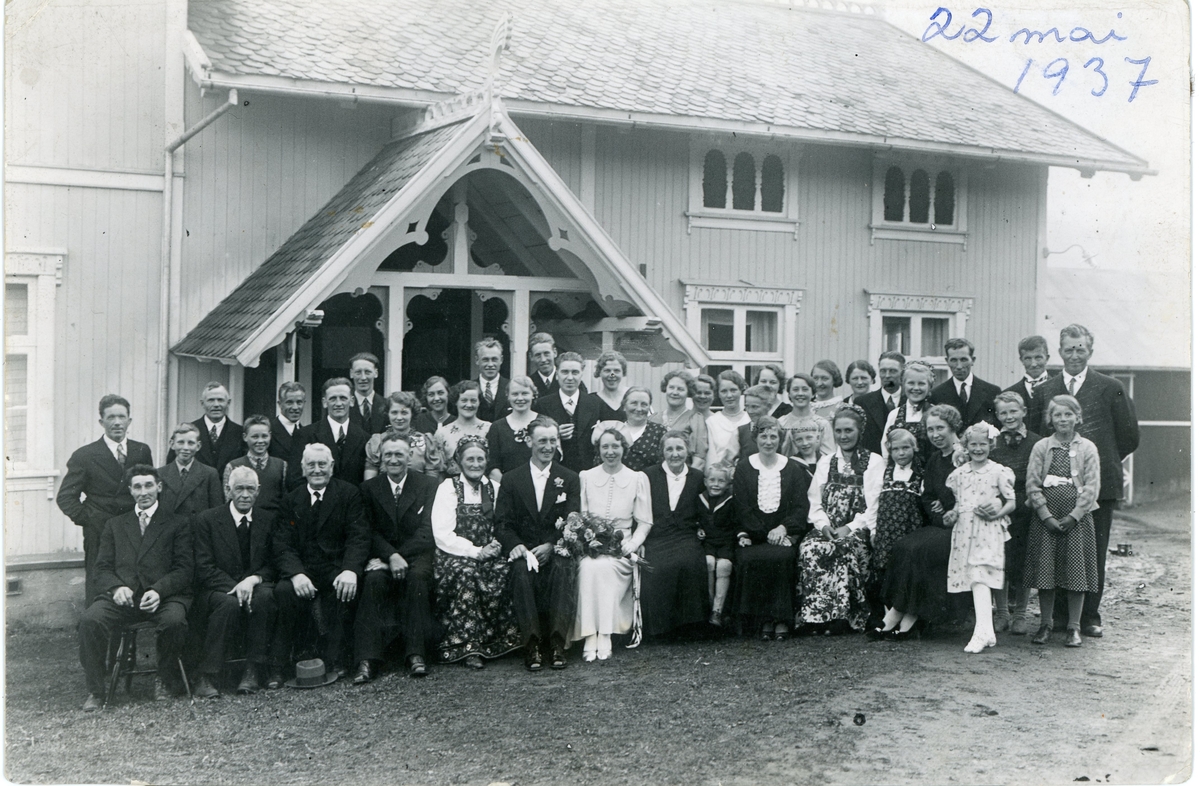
[286,377,369,490]
[352,432,439,683]
[76,465,193,711]
[57,394,154,604]
[929,338,1002,428]
[533,352,601,473]
[495,416,581,671]
[1028,324,1139,637]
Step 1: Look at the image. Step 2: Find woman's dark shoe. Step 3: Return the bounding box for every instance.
[1031,625,1052,645]
[463,655,485,670]
[866,627,891,641]
[888,627,916,642]
[1064,628,1083,648]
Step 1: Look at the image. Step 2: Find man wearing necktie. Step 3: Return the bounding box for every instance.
[58,394,154,605]
[1028,324,1139,638]
[353,432,439,683]
[854,350,906,456]
[273,443,371,679]
[533,352,602,472]
[158,423,222,518]
[192,466,280,696]
[474,338,512,423]
[1003,335,1058,432]
[348,353,389,435]
[224,415,288,519]
[929,338,1002,428]
[77,465,193,711]
[286,377,368,490]
[169,383,244,480]
[270,382,307,461]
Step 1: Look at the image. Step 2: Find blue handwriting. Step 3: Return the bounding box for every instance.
[924,7,1127,45]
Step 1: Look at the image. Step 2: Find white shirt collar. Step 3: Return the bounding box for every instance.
[530,461,552,480]
[277,413,299,433]
[307,484,326,502]
[136,502,158,520]
[357,392,373,407]
[1063,367,1089,388]
[327,415,348,435]
[203,416,225,435]
[1024,372,1048,385]
[480,376,498,392]
[102,434,127,457]
[559,389,578,407]
[388,473,407,496]
[175,458,195,473]
[662,461,687,479]
[957,373,975,392]
[229,502,253,522]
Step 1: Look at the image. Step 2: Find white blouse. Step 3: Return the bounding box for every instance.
[705,410,750,468]
[431,477,501,559]
[880,402,926,459]
[749,453,784,514]
[661,462,688,511]
[807,451,885,534]
[579,465,652,530]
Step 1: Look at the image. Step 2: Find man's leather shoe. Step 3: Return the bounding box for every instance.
[525,641,544,672]
[335,665,349,680]
[463,654,485,670]
[407,656,428,677]
[265,671,285,690]
[1082,625,1104,638]
[548,641,567,670]
[237,667,261,695]
[1065,628,1084,647]
[82,694,102,712]
[1031,625,1052,645]
[153,677,172,702]
[352,660,375,685]
[194,674,220,699]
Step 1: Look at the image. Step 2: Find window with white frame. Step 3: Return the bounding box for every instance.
[683,282,803,383]
[870,157,967,247]
[5,251,62,478]
[687,139,800,236]
[866,292,974,386]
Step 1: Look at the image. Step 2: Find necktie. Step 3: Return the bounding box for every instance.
[1068,377,1077,396]
[210,424,219,444]
[237,515,252,568]
[958,383,969,405]
[884,394,896,413]
[336,426,345,446]
[484,382,494,406]
[138,511,150,535]
[311,490,323,518]
[361,398,371,422]
[115,443,126,467]
[180,466,188,481]
[565,397,576,417]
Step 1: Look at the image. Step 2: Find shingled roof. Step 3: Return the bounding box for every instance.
[187,0,1147,173]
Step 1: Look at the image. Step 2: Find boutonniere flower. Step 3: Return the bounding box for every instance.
[553,477,565,488]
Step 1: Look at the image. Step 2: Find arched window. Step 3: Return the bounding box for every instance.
[702,150,727,209]
[760,155,784,213]
[883,166,906,222]
[934,171,955,225]
[908,169,930,224]
[731,153,756,211]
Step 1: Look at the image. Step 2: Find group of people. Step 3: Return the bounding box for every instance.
[58,326,1139,711]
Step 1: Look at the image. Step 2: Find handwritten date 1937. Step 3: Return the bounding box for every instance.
[1013,56,1158,103]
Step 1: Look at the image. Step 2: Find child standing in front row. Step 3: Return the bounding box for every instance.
[988,392,1041,635]
[697,463,737,626]
[944,423,1015,654]
[1024,394,1101,648]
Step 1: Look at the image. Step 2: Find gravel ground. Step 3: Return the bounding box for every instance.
[4,496,1191,785]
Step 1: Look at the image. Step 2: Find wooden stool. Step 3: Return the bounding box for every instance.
[105,620,192,705]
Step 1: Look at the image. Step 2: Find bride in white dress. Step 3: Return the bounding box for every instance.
[573,427,653,661]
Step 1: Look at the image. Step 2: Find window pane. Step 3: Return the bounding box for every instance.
[6,284,29,336]
[701,308,735,352]
[705,364,732,380]
[934,171,955,225]
[760,155,784,213]
[921,317,949,358]
[909,169,930,224]
[883,316,910,355]
[745,310,778,353]
[6,354,28,462]
[732,153,756,211]
[883,166,906,221]
[702,150,727,209]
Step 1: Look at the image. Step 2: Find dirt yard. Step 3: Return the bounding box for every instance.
[4,497,1191,786]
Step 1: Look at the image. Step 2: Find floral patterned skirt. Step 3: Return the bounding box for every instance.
[434,552,522,663]
[795,529,872,629]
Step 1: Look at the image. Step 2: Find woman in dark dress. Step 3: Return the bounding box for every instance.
[590,350,629,423]
[412,375,454,435]
[596,387,667,473]
[731,416,811,640]
[486,376,538,482]
[876,404,964,638]
[754,364,793,420]
[641,431,710,638]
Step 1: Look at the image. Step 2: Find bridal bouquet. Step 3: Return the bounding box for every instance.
[553,511,628,560]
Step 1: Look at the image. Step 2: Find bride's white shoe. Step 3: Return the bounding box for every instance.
[583,634,598,662]
[964,634,990,654]
[596,634,612,660]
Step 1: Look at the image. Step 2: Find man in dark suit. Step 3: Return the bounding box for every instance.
[286,377,369,490]
[269,381,307,461]
[77,465,192,711]
[348,353,389,435]
[495,416,580,671]
[168,382,244,480]
[352,433,438,683]
[57,394,154,604]
[533,352,601,473]
[929,338,1002,428]
[1028,324,1139,638]
[1003,335,1056,432]
[529,332,587,398]
[475,337,512,423]
[272,443,371,676]
[191,466,279,697]
[855,350,906,455]
[158,423,223,519]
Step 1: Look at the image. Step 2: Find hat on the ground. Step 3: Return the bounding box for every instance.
[285,658,338,689]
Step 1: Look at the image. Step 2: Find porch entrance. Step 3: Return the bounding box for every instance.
[400,288,512,391]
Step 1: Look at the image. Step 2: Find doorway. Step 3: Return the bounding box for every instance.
[310,291,386,399]
[402,289,511,390]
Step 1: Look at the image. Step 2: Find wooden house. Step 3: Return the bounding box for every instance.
[4,0,1149,622]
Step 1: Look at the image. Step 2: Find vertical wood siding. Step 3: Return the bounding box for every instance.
[517,119,582,196]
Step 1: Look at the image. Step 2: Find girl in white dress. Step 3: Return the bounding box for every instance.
[944,423,1015,654]
[573,428,653,661]
[705,370,750,469]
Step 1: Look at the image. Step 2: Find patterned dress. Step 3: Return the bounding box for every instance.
[485,415,535,475]
[1024,444,1100,592]
[433,478,522,662]
[615,421,668,473]
[945,461,1014,592]
[869,461,926,587]
[795,449,880,629]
